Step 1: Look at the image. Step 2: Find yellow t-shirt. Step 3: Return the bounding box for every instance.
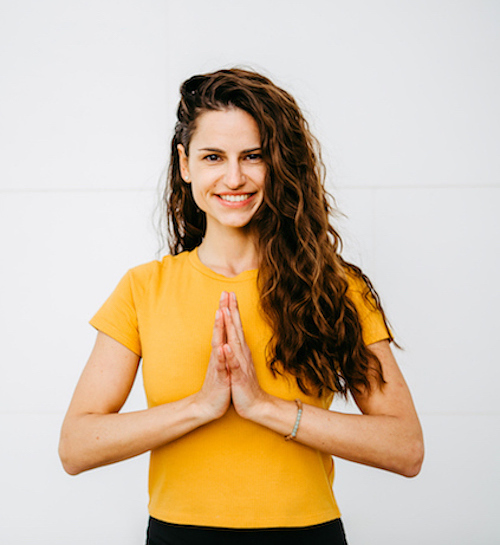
[90,249,389,528]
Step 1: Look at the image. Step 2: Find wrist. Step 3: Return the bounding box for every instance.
[245,395,303,439]
[241,392,276,424]
[188,392,221,426]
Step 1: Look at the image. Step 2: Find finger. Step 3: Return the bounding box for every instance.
[228,292,246,345]
[223,344,240,372]
[222,307,242,349]
[218,292,229,343]
[211,308,224,348]
[219,291,229,312]
[215,345,228,374]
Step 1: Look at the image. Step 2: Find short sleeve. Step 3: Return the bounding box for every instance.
[89,270,142,356]
[346,275,392,346]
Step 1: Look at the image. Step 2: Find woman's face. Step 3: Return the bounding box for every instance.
[177,108,267,234]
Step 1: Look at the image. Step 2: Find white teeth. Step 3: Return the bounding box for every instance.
[219,194,252,202]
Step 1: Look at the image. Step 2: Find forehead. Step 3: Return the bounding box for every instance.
[191,108,261,147]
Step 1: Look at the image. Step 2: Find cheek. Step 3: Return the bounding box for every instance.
[189,180,211,212]
[257,169,268,194]
[190,185,203,205]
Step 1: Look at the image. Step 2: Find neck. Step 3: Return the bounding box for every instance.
[197,225,259,277]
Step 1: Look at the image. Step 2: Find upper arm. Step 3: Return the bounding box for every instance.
[64,331,141,419]
[352,340,421,429]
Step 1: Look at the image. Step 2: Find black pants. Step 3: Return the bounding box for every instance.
[146,517,348,545]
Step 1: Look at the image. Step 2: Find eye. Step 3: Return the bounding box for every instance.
[245,153,262,161]
[203,154,220,162]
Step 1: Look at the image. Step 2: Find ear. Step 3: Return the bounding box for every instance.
[177,144,190,183]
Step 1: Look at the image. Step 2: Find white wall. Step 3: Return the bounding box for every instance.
[1,1,499,543]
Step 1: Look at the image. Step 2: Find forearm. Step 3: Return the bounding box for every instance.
[59,394,211,475]
[249,395,424,477]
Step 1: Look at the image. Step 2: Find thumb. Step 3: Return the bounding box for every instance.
[215,345,228,375]
[224,344,241,375]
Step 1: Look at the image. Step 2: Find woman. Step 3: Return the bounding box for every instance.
[59,68,424,544]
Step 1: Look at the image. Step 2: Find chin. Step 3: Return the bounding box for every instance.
[222,217,255,229]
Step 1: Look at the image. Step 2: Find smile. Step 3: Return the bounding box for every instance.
[217,193,254,203]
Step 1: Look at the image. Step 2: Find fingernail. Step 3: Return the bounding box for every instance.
[224,307,230,316]
[219,291,225,301]
[215,309,221,319]
[231,292,236,302]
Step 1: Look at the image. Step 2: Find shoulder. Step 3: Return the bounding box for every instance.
[125,251,193,293]
[344,268,375,309]
[343,266,392,344]
[128,252,190,280]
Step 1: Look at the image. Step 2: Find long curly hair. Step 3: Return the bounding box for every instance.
[163,68,393,397]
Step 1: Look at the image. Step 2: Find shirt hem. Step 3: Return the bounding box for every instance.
[148,507,341,530]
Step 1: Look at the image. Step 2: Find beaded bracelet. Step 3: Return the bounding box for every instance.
[285,399,303,441]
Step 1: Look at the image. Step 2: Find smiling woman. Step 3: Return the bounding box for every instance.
[177,108,267,238]
[59,68,423,545]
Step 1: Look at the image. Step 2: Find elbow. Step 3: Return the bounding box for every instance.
[58,443,79,476]
[58,435,86,476]
[60,461,82,477]
[400,437,425,478]
[61,463,81,477]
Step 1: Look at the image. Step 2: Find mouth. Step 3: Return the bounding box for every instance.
[217,193,255,203]
[216,193,256,206]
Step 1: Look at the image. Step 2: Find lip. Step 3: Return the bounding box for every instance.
[215,193,257,208]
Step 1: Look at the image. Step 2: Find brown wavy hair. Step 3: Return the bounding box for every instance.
[163,68,393,397]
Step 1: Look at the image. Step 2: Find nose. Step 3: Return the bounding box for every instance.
[224,159,246,189]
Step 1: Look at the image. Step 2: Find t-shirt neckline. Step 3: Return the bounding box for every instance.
[188,248,258,282]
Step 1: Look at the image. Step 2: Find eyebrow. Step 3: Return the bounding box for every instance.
[197,147,262,154]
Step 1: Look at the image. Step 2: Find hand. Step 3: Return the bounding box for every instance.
[194,293,232,421]
[221,292,270,419]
